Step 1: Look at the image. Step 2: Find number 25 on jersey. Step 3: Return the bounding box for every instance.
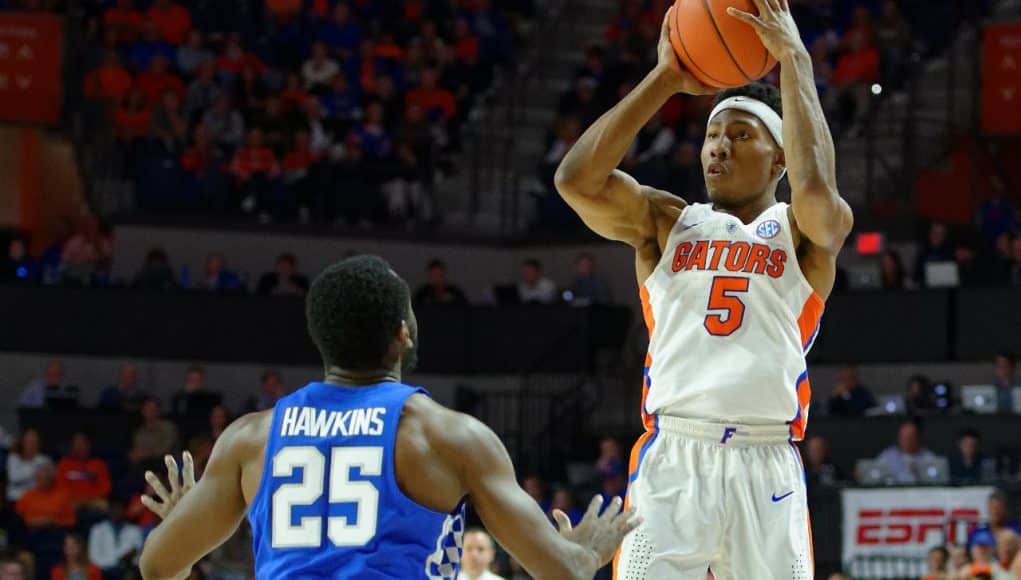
[271,446,381,548]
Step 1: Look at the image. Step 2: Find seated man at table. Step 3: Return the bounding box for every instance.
[874,420,943,484]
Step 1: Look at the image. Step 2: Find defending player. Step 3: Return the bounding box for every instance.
[137,256,639,579]
[554,1,853,578]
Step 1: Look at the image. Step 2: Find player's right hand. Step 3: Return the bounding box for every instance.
[553,495,641,568]
[656,7,718,96]
[141,452,196,520]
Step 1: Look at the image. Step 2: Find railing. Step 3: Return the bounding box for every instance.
[861,2,985,215]
[463,0,572,234]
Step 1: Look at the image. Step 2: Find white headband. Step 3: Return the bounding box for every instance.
[707,96,784,149]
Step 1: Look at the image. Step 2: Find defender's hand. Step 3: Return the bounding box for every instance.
[727,0,806,61]
[553,495,641,568]
[141,452,196,520]
[656,7,719,96]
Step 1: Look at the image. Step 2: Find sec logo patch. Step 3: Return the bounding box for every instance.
[756,220,781,239]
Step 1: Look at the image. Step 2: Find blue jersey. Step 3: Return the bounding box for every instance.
[248,381,465,579]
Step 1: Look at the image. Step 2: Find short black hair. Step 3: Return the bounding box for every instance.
[277,253,297,266]
[523,258,542,270]
[996,351,1016,367]
[426,259,446,271]
[958,427,981,441]
[306,255,410,370]
[261,369,281,383]
[713,83,783,119]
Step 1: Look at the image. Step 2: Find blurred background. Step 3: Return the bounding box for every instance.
[0,0,1020,578]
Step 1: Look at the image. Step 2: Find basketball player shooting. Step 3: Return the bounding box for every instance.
[136,256,639,579]
[555,1,853,578]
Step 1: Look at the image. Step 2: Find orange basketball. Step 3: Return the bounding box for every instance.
[669,0,777,88]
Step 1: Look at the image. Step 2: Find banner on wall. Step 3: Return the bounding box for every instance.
[842,487,993,578]
[0,14,63,125]
[983,22,1021,134]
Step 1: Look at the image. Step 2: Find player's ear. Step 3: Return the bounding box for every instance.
[773,147,786,180]
[399,320,413,349]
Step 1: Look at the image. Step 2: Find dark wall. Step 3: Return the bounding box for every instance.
[0,285,630,372]
[2,285,1017,369]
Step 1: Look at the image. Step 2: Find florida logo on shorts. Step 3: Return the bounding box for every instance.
[756,220,781,239]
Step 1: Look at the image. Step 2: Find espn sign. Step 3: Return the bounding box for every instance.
[856,508,980,545]
[842,487,993,579]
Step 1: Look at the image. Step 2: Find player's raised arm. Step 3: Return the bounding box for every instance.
[138,414,260,579]
[553,8,715,246]
[729,0,853,253]
[419,401,639,580]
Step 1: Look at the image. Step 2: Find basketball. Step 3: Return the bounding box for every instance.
[669,0,778,88]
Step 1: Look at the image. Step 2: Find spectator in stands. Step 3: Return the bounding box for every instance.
[875,0,913,91]
[150,89,188,154]
[963,529,1008,579]
[968,491,1021,549]
[990,233,1015,286]
[257,253,309,296]
[176,30,212,78]
[84,51,134,104]
[87,498,141,577]
[114,87,152,144]
[804,435,846,490]
[521,475,547,510]
[60,217,112,288]
[548,488,582,527]
[950,428,992,484]
[880,249,912,290]
[595,436,624,481]
[875,420,938,484]
[196,253,244,292]
[827,366,877,417]
[55,432,111,512]
[924,546,949,580]
[979,194,1018,244]
[180,123,229,209]
[993,352,1020,414]
[541,116,582,188]
[146,0,191,46]
[128,20,174,72]
[518,259,556,304]
[406,68,457,123]
[903,374,934,415]
[6,429,52,502]
[132,247,177,291]
[15,463,75,530]
[205,405,231,442]
[97,363,147,413]
[915,222,955,285]
[245,370,286,412]
[51,533,101,580]
[1,236,39,284]
[569,253,611,305]
[136,54,184,105]
[281,130,323,223]
[413,259,468,307]
[129,398,178,465]
[321,73,361,121]
[125,482,158,531]
[302,42,340,91]
[103,0,144,46]
[170,365,223,423]
[317,3,362,59]
[0,558,24,580]
[1010,236,1021,288]
[998,530,1020,574]
[183,61,218,122]
[230,128,282,219]
[825,30,879,136]
[202,93,245,150]
[599,461,626,513]
[460,529,504,580]
[18,360,79,410]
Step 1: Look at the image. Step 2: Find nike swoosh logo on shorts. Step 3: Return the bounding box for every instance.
[771,491,794,503]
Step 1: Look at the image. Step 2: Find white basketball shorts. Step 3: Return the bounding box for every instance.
[613,416,814,580]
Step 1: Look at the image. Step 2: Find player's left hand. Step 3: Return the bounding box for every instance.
[141,452,196,520]
[727,0,806,61]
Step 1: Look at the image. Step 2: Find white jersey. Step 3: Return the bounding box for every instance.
[638,202,823,440]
